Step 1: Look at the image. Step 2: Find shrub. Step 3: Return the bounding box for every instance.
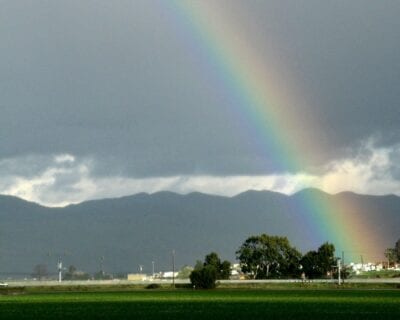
[145,283,161,289]
[190,265,217,289]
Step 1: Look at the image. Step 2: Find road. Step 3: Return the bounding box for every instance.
[2,278,400,287]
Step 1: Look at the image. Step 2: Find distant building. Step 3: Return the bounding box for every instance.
[230,263,245,280]
[161,271,179,279]
[349,262,383,274]
[127,273,147,281]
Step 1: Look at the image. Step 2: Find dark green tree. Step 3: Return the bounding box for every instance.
[220,260,231,280]
[204,252,231,280]
[385,238,400,264]
[190,265,217,289]
[236,234,301,279]
[190,252,231,288]
[385,248,396,267]
[300,250,319,278]
[317,242,336,274]
[300,242,336,279]
[204,252,221,269]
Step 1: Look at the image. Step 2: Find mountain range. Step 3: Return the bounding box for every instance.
[0,189,399,277]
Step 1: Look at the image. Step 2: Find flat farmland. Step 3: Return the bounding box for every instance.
[1,289,400,320]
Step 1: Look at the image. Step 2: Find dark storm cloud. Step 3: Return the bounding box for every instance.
[1,0,399,178]
[235,0,400,162]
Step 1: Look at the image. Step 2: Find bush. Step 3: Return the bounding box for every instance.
[145,283,161,289]
[190,265,217,289]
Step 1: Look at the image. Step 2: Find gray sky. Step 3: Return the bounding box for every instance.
[1,0,400,205]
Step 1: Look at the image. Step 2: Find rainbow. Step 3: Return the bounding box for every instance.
[163,1,384,261]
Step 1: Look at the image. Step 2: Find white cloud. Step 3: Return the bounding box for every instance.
[314,140,400,195]
[0,141,399,207]
[54,154,75,164]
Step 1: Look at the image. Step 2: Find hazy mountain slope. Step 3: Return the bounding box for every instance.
[0,190,399,277]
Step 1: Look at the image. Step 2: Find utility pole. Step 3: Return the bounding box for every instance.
[360,255,364,270]
[100,256,104,276]
[48,250,69,282]
[152,261,155,278]
[337,258,341,286]
[342,251,345,266]
[57,258,62,283]
[172,250,175,289]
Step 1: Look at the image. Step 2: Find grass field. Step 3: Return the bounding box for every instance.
[1,289,400,319]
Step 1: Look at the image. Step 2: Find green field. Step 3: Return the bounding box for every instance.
[1,289,400,320]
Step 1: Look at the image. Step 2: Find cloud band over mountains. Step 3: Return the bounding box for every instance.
[0,140,399,207]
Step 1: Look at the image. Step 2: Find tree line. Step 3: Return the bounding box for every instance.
[236,234,338,280]
[191,233,342,289]
[32,264,114,281]
[385,239,400,266]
